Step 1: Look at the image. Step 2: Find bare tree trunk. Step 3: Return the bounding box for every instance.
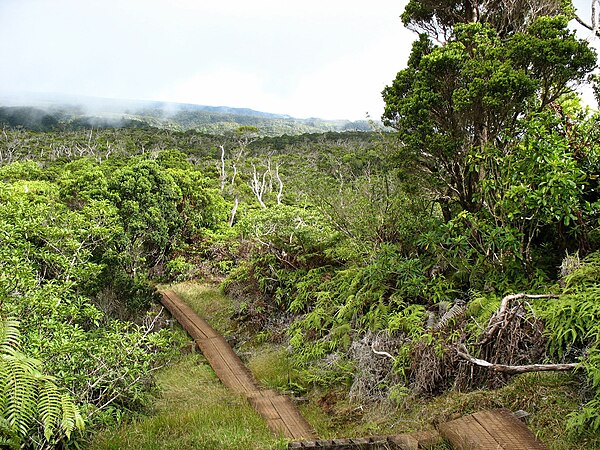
[231,162,238,187]
[576,0,600,37]
[250,163,268,208]
[219,145,226,192]
[229,196,239,227]
[275,163,283,205]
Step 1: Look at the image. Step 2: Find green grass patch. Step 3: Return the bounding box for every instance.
[170,282,234,335]
[247,345,300,392]
[88,353,286,450]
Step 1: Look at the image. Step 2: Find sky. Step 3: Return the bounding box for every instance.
[0,0,597,120]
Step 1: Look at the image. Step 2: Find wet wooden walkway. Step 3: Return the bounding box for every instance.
[160,289,317,440]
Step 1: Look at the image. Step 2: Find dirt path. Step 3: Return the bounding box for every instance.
[160,289,317,441]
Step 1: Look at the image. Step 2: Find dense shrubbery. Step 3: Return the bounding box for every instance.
[0,147,229,447]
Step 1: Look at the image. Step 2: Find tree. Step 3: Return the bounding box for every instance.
[108,159,182,274]
[382,10,596,218]
[401,0,564,40]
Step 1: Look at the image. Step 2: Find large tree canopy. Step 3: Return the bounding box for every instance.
[401,0,566,40]
[382,10,596,215]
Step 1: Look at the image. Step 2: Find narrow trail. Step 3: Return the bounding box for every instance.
[160,288,550,449]
[159,289,317,441]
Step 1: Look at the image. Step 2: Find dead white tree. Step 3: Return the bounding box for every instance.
[219,145,226,192]
[275,162,283,205]
[0,128,18,165]
[249,163,269,208]
[229,196,239,227]
[218,143,244,225]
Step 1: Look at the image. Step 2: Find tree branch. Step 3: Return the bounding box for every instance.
[456,345,581,374]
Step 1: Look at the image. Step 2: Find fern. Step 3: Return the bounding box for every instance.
[0,316,85,446]
[0,318,20,355]
[538,252,600,434]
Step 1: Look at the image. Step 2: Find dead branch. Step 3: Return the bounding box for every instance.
[576,0,600,38]
[478,293,559,345]
[456,345,581,374]
[371,343,396,361]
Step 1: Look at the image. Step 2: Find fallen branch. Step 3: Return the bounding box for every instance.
[478,293,559,345]
[371,343,396,361]
[456,345,581,375]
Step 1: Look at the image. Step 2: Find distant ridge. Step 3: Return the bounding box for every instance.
[0,92,374,136]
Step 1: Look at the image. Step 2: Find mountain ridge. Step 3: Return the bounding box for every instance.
[0,92,374,136]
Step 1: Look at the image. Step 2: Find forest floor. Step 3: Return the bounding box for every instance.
[89,282,599,450]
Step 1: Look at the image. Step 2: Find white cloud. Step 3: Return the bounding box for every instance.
[0,0,414,119]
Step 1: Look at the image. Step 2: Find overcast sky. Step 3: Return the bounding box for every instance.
[0,0,597,120]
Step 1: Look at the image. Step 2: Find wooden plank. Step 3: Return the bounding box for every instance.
[388,434,419,450]
[161,291,210,340]
[439,414,500,449]
[472,410,549,450]
[267,417,292,437]
[195,338,247,394]
[411,430,443,448]
[160,289,317,441]
[249,395,280,420]
[269,394,317,439]
[162,291,219,338]
[207,336,258,394]
[440,409,550,450]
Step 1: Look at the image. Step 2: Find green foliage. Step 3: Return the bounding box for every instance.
[401,0,565,38]
[0,317,84,447]
[383,15,596,214]
[538,252,600,433]
[109,159,182,272]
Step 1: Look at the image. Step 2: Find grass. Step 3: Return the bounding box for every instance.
[246,345,299,391]
[88,353,286,450]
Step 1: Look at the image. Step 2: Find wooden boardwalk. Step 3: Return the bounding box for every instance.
[160,290,550,449]
[160,289,317,440]
[289,409,548,449]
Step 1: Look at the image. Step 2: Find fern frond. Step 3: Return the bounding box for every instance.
[39,379,62,441]
[0,319,20,355]
[0,316,85,444]
[2,354,38,437]
[60,394,84,439]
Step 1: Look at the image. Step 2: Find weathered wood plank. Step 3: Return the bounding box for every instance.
[440,413,500,449]
[440,409,550,450]
[160,289,316,440]
[472,409,549,450]
[269,394,316,439]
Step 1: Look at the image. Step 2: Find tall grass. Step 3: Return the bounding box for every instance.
[88,354,286,449]
[171,282,234,335]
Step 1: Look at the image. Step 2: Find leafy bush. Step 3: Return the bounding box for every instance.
[538,252,600,434]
